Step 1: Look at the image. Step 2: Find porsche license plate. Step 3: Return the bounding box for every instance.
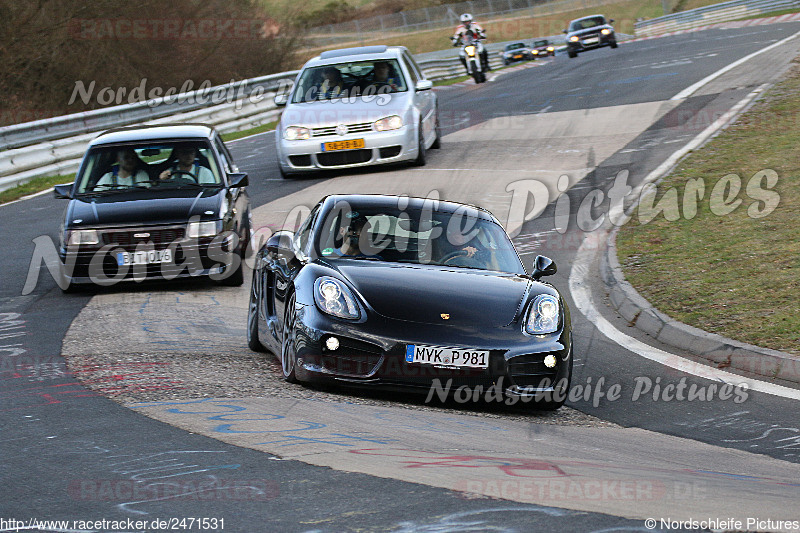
[406,344,489,368]
[116,249,172,266]
[321,138,365,152]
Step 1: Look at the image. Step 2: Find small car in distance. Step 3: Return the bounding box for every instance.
[531,39,555,58]
[247,194,573,409]
[564,15,617,58]
[54,124,251,290]
[273,45,440,178]
[501,42,534,65]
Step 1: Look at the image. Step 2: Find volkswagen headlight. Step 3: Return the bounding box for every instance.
[525,294,560,335]
[67,229,99,246]
[374,115,403,132]
[314,277,359,319]
[284,126,311,141]
[187,220,219,238]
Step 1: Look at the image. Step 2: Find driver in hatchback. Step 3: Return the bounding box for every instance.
[158,146,215,184]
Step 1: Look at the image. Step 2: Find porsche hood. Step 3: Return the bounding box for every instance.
[335,262,530,327]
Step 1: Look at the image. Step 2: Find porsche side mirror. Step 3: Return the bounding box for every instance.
[532,255,557,279]
[53,184,73,199]
[227,172,248,188]
[274,93,288,107]
[267,230,295,257]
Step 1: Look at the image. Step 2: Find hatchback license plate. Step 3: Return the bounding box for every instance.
[321,138,365,152]
[116,249,173,266]
[406,344,489,368]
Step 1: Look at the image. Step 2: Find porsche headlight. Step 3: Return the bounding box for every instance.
[569,36,579,42]
[67,229,99,246]
[465,45,477,57]
[284,126,311,141]
[525,294,560,335]
[314,277,359,319]
[374,115,403,132]
[187,220,219,238]
[601,28,611,35]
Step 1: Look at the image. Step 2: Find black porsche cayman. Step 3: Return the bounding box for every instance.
[247,194,572,408]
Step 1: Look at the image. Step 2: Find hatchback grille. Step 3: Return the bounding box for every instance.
[317,149,372,167]
[102,227,185,247]
[312,122,374,137]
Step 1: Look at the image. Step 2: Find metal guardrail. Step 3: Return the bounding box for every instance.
[0,71,299,152]
[0,55,486,192]
[635,0,800,36]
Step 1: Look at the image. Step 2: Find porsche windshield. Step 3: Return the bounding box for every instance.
[315,206,525,274]
[74,142,223,194]
[291,59,408,103]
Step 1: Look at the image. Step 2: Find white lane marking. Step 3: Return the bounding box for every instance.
[610,83,767,225]
[227,129,275,144]
[672,29,800,99]
[1,186,58,208]
[568,231,800,401]
[567,82,800,401]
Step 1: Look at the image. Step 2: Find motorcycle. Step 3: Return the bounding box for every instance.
[452,31,486,84]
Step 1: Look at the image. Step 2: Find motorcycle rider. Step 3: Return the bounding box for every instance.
[451,13,490,73]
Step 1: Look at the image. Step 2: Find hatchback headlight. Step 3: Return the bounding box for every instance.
[601,28,611,35]
[67,229,99,246]
[525,294,560,335]
[547,46,554,51]
[570,36,579,42]
[314,277,359,320]
[374,115,403,132]
[284,126,311,140]
[187,220,219,238]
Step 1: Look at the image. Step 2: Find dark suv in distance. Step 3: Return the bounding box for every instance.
[564,15,617,58]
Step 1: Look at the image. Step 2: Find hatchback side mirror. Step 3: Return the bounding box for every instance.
[415,80,433,91]
[274,93,288,107]
[53,184,73,199]
[532,255,557,279]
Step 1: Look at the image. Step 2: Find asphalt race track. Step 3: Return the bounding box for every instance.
[3,24,800,532]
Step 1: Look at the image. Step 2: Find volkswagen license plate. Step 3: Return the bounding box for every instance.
[321,138,365,152]
[406,344,489,368]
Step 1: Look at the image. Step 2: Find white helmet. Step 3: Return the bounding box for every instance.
[460,13,473,24]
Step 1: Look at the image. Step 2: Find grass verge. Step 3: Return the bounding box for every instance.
[615,60,800,356]
[0,174,75,205]
[221,121,278,142]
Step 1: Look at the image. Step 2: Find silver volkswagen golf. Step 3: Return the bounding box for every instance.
[274,46,441,178]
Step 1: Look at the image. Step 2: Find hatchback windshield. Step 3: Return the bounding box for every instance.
[314,204,525,274]
[292,59,408,103]
[569,16,606,31]
[506,43,525,50]
[74,142,222,194]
